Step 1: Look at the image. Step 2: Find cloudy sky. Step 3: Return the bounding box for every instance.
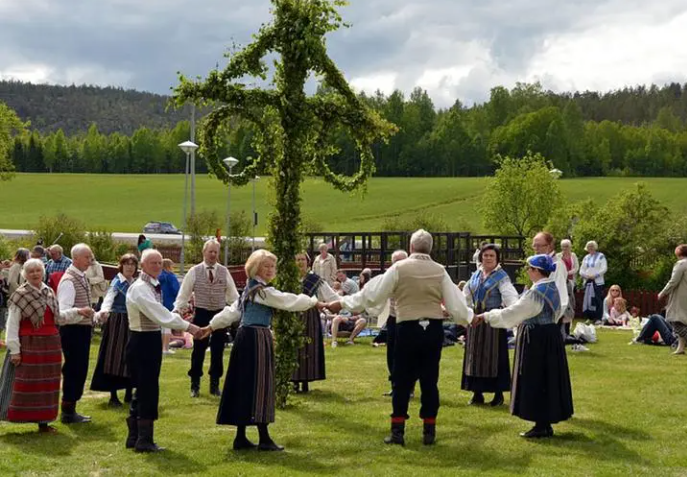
[1,0,686,107]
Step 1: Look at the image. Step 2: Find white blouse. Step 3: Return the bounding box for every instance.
[484,277,555,329]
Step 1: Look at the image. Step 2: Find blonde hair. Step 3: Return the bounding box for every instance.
[605,284,622,311]
[613,297,627,314]
[162,258,174,271]
[245,249,277,279]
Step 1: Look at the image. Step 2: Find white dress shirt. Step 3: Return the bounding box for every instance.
[126,276,190,332]
[173,261,239,311]
[340,264,473,325]
[6,282,81,355]
[550,252,570,322]
[56,265,87,323]
[484,277,555,329]
[209,281,318,330]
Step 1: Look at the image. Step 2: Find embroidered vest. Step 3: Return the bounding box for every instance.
[61,268,92,325]
[523,280,561,326]
[240,279,274,327]
[111,276,131,314]
[468,268,509,313]
[192,263,230,310]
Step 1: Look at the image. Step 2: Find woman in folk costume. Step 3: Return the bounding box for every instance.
[461,244,518,406]
[91,254,138,407]
[291,252,339,394]
[200,249,322,451]
[0,259,84,433]
[475,254,573,438]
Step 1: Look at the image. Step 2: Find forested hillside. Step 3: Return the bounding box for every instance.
[3,80,687,177]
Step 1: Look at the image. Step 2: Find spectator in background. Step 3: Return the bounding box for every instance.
[602,285,623,323]
[86,256,108,311]
[159,259,181,355]
[31,245,47,264]
[557,239,579,337]
[580,240,607,323]
[336,270,359,296]
[330,270,364,347]
[7,248,30,297]
[658,244,687,355]
[607,297,631,326]
[44,245,72,283]
[312,243,337,286]
[137,235,153,256]
[472,241,489,265]
[359,268,372,289]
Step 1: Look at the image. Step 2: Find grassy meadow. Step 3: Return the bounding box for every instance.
[1,328,686,476]
[3,174,687,234]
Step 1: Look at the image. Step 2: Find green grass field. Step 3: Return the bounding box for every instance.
[0,328,685,476]
[3,174,687,234]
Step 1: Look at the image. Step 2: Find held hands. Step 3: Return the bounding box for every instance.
[78,307,95,319]
[315,302,328,312]
[10,354,21,366]
[95,311,109,324]
[187,324,201,339]
[472,314,485,326]
[196,326,213,340]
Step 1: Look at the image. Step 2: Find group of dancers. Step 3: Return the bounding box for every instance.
[0,228,574,453]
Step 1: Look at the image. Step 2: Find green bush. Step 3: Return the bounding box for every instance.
[185,210,222,264]
[87,230,119,263]
[223,210,251,265]
[33,213,86,256]
[0,235,13,260]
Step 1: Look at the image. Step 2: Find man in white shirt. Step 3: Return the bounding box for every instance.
[56,243,96,424]
[126,249,200,453]
[335,270,359,296]
[532,232,569,322]
[174,239,239,397]
[326,229,473,447]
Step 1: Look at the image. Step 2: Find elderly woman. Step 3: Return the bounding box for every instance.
[557,239,579,336]
[7,248,30,296]
[312,243,337,287]
[658,245,687,355]
[0,259,84,432]
[462,244,518,407]
[91,254,138,407]
[291,252,339,393]
[476,254,573,438]
[201,249,323,451]
[580,241,607,323]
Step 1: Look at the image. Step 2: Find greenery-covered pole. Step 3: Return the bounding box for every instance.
[174,0,395,407]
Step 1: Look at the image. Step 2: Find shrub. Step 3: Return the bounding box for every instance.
[33,213,86,256]
[87,230,119,263]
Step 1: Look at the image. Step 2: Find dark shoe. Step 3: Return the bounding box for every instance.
[489,394,504,407]
[468,393,485,406]
[38,424,57,433]
[61,411,92,424]
[191,379,200,398]
[258,439,284,451]
[301,382,309,393]
[383,390,393,397]
[135,419,165,453]
[126,416,138,449]
[384,422,405,446]
[210,379,221,397]
[423,423,436,445]
[519,425,553,439]
[233,436,257,450]
[109,397,123,408]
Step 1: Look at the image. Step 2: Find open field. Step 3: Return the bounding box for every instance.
[1,327,686,476]
[3,174,687,234]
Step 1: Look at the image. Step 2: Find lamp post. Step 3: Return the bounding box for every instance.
[252,175,259,251]
[223,157,239,266]
[178,140,198,274]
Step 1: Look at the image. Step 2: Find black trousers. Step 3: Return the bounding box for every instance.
[189,308,226,380]
[392,319,444,420]
[386,316,397,382]
[126,331,162,421]
[60,325,93,403]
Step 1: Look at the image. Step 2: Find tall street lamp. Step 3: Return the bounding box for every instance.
[223,157,239,266]
[178,140,198,274]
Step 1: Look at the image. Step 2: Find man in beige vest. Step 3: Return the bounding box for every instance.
[126,249,200,452]
[174,239,239,397]
[326,229,473,446]
[56,243,96,424]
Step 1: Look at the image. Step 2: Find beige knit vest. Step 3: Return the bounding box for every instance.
[394,254,445,322]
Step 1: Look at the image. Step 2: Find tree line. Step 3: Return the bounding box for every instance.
[5,81,687,177]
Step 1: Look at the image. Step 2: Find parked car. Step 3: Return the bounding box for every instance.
[143,221,181,234]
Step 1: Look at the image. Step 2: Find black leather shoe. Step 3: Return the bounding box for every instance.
[209,380,221,397]
[423,423,436,445]
[384,422,405,446]
[489,394,504,407]
[108,398,123,408]
[61,412,92,424]
[519,426,553,438]
[258,440,284,451]
[233,437,257,450]
[468,393,485,405]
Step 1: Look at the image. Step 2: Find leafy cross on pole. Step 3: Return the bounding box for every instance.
[174,0,396,407]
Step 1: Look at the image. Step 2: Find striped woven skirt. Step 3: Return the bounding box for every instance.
[291,308,326,383]
[0,334,62,423]
[217,325,275,426]
[91,312,131,391]
[461,323,510,393]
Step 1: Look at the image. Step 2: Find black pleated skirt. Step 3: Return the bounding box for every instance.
[217,326,275,426]
[511,323,574,424]
[291,308,325,383]
[91,312,131,391]
[461,326,511,393]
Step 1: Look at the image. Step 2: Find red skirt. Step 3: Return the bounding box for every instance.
[7,333,62,423]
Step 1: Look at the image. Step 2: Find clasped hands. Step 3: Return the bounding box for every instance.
[472,314,486,326]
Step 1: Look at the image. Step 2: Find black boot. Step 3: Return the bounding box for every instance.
[135,419,165,452]
[301,382,309,393]
[124,387,133,404]
[384,421,405,446]
[520,422,554,439]
[490,392,504,407]
[423,420,436,445]
[257,424,284,451]
[210,378,221,397]
[468,392,485,405]
[109,391,122,408]
[61,401,91,424]
[125,416,138,449]
[233,425,257,451]
[190,378,200,398]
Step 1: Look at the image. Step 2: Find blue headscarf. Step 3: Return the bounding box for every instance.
[526,254,556,274]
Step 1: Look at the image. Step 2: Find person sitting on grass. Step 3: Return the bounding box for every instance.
[607,297,631,326]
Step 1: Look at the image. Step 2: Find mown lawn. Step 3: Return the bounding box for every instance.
[1,326,686,476]
[4,174,687,234]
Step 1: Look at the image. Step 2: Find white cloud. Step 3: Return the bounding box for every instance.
[351,72,398,96]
